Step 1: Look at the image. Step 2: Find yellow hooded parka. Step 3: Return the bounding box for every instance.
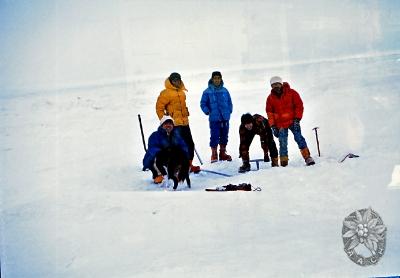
[156,78,190,126]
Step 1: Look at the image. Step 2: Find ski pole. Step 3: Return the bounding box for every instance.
[194,147,203,165]
[312,127,321,157]
[138,114,147,152]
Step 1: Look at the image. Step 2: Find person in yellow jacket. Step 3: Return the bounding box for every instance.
[156,72,200,173]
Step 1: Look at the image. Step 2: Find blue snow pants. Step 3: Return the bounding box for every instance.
[209,120,229,148]
[278,123,307,156]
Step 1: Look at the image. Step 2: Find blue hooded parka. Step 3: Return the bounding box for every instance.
[200,79,233,122]
[142,125,189,170]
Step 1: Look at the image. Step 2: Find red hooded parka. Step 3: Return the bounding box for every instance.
[265,82,304,129]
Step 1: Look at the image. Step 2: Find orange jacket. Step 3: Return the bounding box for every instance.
[265,82,304,128]
[156,78,189,126]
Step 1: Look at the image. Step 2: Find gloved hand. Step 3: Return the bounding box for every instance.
[271,126,279,138]
[292,118,301,132]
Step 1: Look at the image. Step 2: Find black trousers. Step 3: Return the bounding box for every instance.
[240,131,278,161]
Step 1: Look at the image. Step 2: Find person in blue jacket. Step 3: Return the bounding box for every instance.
[142,115,189,184]
[200,71,233,163]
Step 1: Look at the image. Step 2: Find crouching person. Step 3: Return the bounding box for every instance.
[238,113,279,173]
[142,116,191,189]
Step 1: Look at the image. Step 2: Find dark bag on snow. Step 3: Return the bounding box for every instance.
[205,183,261,191]
[224,183,252,191]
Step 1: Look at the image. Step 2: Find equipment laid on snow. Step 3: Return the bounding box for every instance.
[312,127,321,157]
[249,159,264,170]
[205,183,261,192]
[138,114,147,152]
[339,153,360,163]
[201,169,232,177]
[239,159,264,173]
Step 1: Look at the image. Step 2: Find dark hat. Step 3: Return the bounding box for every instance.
[169,72,181,82]
[241,113,253,124]
[211,71,222,78]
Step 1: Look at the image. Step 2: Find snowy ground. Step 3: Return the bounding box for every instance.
[1,54,400,277]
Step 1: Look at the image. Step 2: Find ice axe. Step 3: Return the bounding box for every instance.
[312,127,321,157]
[138,114,147,152]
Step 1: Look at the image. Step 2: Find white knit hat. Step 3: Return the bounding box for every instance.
[270,76,283,85]
[160,115,174,126]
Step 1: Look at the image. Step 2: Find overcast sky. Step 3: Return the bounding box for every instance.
[1,0,399,95]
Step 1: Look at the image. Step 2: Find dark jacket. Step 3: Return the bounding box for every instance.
[239,114,271,145]
[142,126,189,170]
[239,114,278,160]
[200,79,233,122]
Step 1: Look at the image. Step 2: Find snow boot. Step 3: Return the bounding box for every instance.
[305,157,315,166]
[153,175,164,184]
[263,153,270,162]
[271,157,279,167]
[219,144,232,161]
[211,147,218,163]
[189,160,201,173]
[238,161,251,173]
[280,156,288,167]
[300,147,315,166]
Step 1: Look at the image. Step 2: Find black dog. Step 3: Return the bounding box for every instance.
[167,147,191,190]
[154,147,190,190]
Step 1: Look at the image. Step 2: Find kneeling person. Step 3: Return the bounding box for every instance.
[142,116,190,189]
[238,113,279,173]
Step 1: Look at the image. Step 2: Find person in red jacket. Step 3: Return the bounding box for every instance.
[266,76,315,167]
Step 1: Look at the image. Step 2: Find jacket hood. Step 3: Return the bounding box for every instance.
[165,78,188,91]
[159,115,174,126]
[208,79,224,89]
[270,82,290,95]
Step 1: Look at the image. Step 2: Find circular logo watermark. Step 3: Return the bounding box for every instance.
[342,207,387,266]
